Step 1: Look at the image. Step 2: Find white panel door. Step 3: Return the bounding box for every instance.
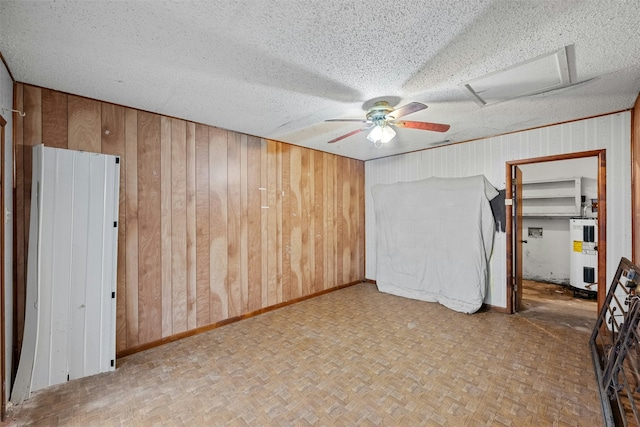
[11,145,120,403]
[32,147,75,390]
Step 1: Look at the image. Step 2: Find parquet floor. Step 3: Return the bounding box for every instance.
[3,283,601,426]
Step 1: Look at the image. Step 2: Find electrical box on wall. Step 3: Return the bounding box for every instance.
[528,227,543,238]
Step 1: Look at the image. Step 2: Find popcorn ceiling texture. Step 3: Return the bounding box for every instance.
[1,0,639,160]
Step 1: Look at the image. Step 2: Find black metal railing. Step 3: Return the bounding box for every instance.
[590,257,640,426]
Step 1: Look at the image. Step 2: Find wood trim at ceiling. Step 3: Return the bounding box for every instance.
[11,81,364,162]
[505,149,607,314]
[367,110,630,162]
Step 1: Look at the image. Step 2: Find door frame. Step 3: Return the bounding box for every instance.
[513,166,523,312]
[505,149,607,314]
[0,113,6,419]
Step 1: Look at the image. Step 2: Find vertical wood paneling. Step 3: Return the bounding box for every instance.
[343,159,353,282]
[330,154,336,288]
[171,118,187,334]
[160,117,172,336]
[275,143,284,303]
[136,112,162,343]
[42,89,67,149]
[23,85,41,147]
[356,160,365,278]
[352,158,361,279]
[101,104,125,153]
[289,145,303,300]
[209,128,228,322]
[195,124,210,326]
[14,84,25,359]
[260,139,268,308]
[314,153,324,293]
[22,85,41,263]
[349,159,357,281]
[101,103,126,352]
[281,144,292,302]
[347,159,356,282]
[336,157,345,284]
[632,95,640,262]
[227,132,242,317]
[0,109,4,407]
[14,84,366,356]
[247,136,262,313]
[299,150,313,295]
[324,153,335,289]
[68,95,100,152]
[20,86,41,349]
[239,135,249,314]
[266,140,278,305]
[186,122,197,330]
[124,108,139,347]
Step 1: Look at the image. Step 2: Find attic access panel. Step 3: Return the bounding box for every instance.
[461,45,576,106]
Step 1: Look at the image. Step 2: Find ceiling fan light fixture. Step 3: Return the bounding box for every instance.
[325,101,447,145]
[380,125,396,143]
[367,123,396,146]
[366,125,382,143]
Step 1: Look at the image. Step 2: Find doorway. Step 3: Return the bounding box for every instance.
[506,150,606,318]
[518,158,598,330]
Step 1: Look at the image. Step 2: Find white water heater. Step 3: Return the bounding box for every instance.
[570,218,597,294]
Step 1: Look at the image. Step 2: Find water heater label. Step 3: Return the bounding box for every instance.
[573,240,583,252]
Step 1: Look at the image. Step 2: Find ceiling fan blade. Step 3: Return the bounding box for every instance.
[325,119,370,123]
[393,120,450,132]
[327,127,368,144]
[388,102,427,119]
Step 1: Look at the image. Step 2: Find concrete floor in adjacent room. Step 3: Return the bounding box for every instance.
[2,282,601,426]
[518,280,598,333]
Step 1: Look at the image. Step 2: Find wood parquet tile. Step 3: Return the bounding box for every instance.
[2,283,601,426]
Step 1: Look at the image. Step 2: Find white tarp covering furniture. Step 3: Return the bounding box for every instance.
[372,175,498,314]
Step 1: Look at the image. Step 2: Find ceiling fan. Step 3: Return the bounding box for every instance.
[325,101,450,146]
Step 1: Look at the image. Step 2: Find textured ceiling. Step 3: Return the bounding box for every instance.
[1,0,639,161]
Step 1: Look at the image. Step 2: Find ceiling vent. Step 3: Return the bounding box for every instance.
[461,44,576,106]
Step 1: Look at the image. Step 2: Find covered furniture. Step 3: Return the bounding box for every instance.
[372,175,498,313]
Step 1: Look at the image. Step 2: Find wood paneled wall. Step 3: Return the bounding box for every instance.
[13,83,365,355]
[632,94,640,263]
